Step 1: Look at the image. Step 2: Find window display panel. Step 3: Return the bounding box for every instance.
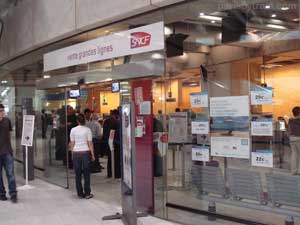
[164,1,300,225]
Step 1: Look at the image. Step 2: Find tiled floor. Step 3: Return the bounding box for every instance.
[0,177,177,225]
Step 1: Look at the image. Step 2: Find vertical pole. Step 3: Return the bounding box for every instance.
[181,144,185,188]
[25,146,29,186]
[285,216,294,225]
[172,146,176,171]
[112,146,115,179]
[208,201,216,221]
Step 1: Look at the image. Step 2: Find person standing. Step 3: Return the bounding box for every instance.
[106,109,121,179]
[0,104,17,203]
[84,108,102,173]
[288,106,300,175]
[69,114,95,199]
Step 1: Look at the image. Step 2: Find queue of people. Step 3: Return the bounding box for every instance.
[68,107,121,199]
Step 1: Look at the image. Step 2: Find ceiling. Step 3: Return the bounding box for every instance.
[0,0,16,18]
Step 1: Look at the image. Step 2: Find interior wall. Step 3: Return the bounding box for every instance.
[264,64,300,120]
[99,91,120,115]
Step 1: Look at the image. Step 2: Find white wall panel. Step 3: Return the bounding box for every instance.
[32,0,76,46]
[75,0,153,30]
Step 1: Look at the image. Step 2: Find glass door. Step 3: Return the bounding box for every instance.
[35,88,69,187]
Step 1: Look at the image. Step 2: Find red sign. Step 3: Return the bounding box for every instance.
[130,32,151,49]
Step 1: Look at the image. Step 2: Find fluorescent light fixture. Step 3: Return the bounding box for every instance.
[211,20,216,24]
[199,15,222,21]
[265,5,270,9]
[179,52,188,59]
[1,80,7,84]
[103,78,112,82]
[271,14,277,18]
[164,26,172,35]
[151,53,164,59]
[43,75,51,79]
[266,24,286,30]
[199,12,205,16]
[281,7,289,11]
[293,18,300,22]
[261,64,283,68]
[270,19,283,24]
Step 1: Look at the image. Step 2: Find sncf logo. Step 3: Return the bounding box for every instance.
[130,32,151,49]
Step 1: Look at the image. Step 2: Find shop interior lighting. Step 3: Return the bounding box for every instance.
[265,5,271,9]
[199,12,205,16]
[103,78,112,82]
[281,7,289,11]
[261,64,283,68]
[211,20,216,24]
[1,80,7,84]
[271,14,277,18]
[151,53,164,59]
[266,24,286,30]
[43,75,51,79]
[164,26,173,36]
[199,15,222,21]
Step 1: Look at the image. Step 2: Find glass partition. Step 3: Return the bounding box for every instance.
[163,1,300,225]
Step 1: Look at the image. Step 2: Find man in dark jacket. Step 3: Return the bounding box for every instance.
[103,109,120,178]
[0,104,17,203]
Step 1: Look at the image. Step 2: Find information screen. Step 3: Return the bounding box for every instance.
[112,82,120,93]
[69,89,80,98]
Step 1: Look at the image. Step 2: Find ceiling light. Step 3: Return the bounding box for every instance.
[211,20,216,24]
[266,24,286,30]
[261,64,283,68]
[164,26,172,35]
[1,80,7,84]
[281,7,289,11]
[105,30,110,33]
[199,12,205,16]
[271,14,277,18]
[43,75,51,79]
[151,53,164,59]
[199,15,222,21]
[293,18,300,22]
[265,5,270,9]
[103,78,112,82]
[179,52,188,59]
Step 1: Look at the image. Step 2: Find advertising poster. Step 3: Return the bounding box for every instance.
[190,92,208,108]
[250,87,273,105]
[168,112,188,143]
[251,150,273,168]
[191,118,209,134]
[122,104,132,189]
[210,96,249,134]
[210,96,250,117]
[251,118,273,136]
[192,146,210,162]
[21,115,35,147]
[211,136,250,159]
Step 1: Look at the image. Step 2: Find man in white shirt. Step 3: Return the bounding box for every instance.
[69,114,95,199]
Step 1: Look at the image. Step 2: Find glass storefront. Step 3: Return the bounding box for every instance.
[2,1,300,224]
